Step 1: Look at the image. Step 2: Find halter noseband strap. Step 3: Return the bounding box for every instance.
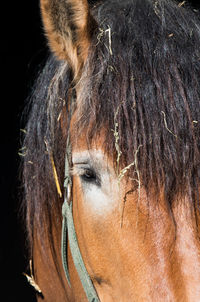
[61,138,100,302]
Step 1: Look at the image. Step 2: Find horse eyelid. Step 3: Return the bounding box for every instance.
[73,166,101,187]
[70,164,92,176]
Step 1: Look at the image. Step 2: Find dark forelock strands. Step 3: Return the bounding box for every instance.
[76,0,200,205]
[23,0,200,253]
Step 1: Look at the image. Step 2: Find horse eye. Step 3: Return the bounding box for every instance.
[81,169,96,181]
[80,168,100,186]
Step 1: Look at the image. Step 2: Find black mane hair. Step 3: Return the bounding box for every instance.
[23,0,200,253]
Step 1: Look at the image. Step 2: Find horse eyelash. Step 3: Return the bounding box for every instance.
[70,167,80,176]
[70,167,96,177]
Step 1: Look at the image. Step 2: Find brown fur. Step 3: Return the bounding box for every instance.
[69,133,200,301]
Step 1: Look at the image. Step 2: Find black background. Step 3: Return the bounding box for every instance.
[1,1,47,301]
[1,0,200,301]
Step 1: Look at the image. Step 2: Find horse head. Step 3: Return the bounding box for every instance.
[23,0,200,301]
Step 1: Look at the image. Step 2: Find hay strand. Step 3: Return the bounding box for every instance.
[23,260,42,294]
[44,139,62,198]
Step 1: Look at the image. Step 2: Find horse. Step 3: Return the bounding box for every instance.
[22,0,200,301]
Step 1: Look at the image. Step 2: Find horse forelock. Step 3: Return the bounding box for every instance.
[75,0,200,205]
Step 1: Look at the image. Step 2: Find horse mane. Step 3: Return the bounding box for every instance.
[22,0,200,276]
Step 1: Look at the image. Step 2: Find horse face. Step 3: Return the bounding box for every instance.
[70,134,200,301]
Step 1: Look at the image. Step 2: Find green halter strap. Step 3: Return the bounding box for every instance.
[61,138,100,302]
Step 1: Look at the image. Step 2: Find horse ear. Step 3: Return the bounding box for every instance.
[40,0,97,77]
